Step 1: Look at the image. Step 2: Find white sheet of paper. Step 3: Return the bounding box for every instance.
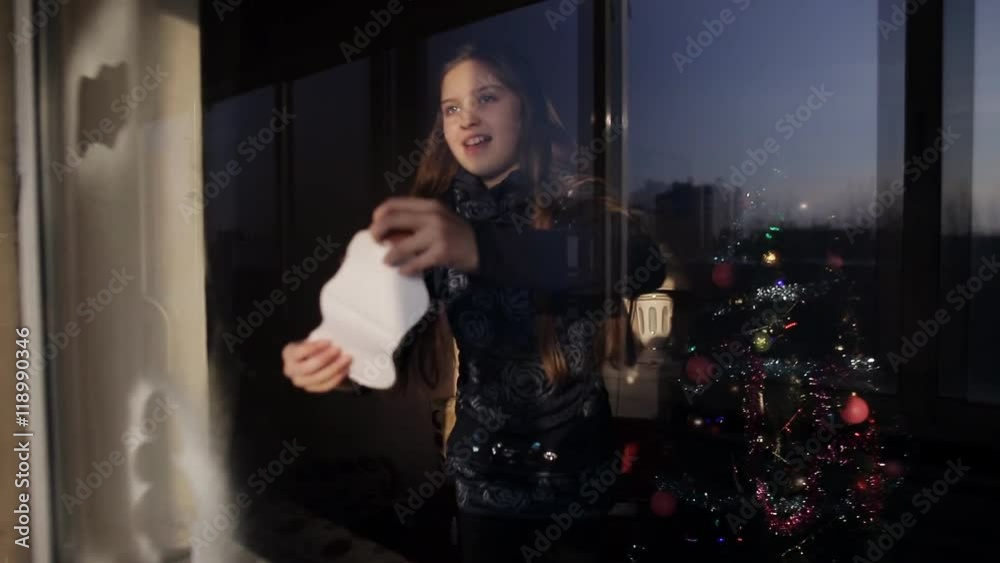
[307,229,430,389]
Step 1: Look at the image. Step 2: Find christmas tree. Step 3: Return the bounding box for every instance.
[642,186,906,562]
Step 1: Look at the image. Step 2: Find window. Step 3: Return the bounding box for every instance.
[941,0,1000,405]
[624,0,891,415]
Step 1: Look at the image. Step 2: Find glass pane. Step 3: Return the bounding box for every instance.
[625,0,901,552]
[289,61,373,336]
[198,88,280,334]
[946,0,1000,405]
[628,0,885,399]
[967,0,1000,405]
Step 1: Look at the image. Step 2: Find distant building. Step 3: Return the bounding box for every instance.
[646,179,739,261]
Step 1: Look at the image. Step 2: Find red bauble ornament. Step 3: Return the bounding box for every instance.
[650,491,678,517]
[712,262,735,289]
[827,253,844,270]
[884,460,905,478]
[840,395,870,425]
[685,356,715,385]
[621,442,640,474]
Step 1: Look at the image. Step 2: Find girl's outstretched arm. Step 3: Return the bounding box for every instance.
[471,192,669,297]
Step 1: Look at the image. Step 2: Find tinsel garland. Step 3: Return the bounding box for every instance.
[743,356,819,535]
[653,185,899,553]
[657,359,894,537]
[741,356,887,536]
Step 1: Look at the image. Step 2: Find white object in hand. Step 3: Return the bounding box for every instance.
[307,229,430,389]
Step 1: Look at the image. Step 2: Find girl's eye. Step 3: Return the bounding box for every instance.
[444,105,459,115]
[478,93,497,103]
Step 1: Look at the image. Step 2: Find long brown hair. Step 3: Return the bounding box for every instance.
[396,43,635,393]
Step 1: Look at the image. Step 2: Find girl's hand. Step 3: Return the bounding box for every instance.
[282,339,352,393]
[370,197,479,276]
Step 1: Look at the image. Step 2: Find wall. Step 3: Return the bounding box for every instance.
[31,0,221,560]
[1,2,29,561]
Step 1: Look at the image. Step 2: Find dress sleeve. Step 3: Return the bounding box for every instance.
[469,189,668,298]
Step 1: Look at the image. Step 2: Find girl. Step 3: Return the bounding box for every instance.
[282,43,665,563]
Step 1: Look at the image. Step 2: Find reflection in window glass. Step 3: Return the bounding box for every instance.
[628,0,882,380]
[624,3,902,547]
[968,0,1000,403]
[290,61,373,335]
[629,0,877,230]
[204,86,280,328]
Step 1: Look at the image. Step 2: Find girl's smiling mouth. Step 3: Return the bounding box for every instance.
[463,134,493,155]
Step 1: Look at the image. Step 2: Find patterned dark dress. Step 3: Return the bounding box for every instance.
[418,166,665,518]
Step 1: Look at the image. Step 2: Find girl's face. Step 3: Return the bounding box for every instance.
[440,60,523,187]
